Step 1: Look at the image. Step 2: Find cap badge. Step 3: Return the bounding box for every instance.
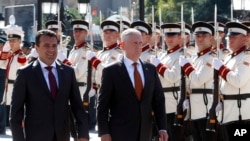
[229,28,232,32]
[169,28,172,32]
[199,27,202,31]
[77,24,79,28]
[9,34,13,38]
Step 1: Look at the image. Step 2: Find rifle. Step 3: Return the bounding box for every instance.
[83,6,93,112]
[174,68,186,126]
[174,4,186,127]
[206,4,219,132]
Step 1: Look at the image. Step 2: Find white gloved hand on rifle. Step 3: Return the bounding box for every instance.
[86,51,96,60]
[88,88,96,98]
[57,49,67,62]
[212,58,223,70]
[179,55,189,67]
[150,56,161,67]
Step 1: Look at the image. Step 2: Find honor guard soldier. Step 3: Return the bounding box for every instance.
[57,19,97,134]
[0,25,27,127]
[131,21,154,62]
[59,20,93,99]
[150,23,184,141]
[207,21,230,61]
[45,20,68,56]
[0,35,7,135]
[86,20,122,84]
[27,20,67,62]
[212,22,250,141]
[179,21,215,141]
[241,21,250,49]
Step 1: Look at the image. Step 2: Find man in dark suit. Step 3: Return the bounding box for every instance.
[97,28,168,141]
[9,30,89,141]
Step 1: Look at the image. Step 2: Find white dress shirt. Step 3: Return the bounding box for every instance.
[123,56,145,87]
[38,58,59,90]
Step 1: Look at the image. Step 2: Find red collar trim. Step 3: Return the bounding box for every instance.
[197,47,211,57]
[74,42,87,49]
[104,43,118,51]
[142,44,150,52]
[167,45,181,54]
[231,46,246,58]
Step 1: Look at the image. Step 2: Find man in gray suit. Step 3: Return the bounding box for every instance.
[97,28,168,141]
[10,30,89,141]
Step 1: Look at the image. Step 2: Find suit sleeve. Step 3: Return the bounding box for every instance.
[97,67,113,136]
[10,69,26,141]
[151,65,167,131]
[69,68,89,139]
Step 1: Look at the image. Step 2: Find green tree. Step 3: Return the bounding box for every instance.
[145,0,231,25]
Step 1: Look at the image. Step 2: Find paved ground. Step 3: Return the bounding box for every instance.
[0,127,101,141]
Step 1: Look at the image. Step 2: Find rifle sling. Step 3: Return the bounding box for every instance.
[222,93,250,100]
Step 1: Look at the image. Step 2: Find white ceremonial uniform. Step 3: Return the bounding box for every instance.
[188,48,214,120]
[218,47,250,124]
[95,43,122,84]
[159,46,182,114]
[68,42,90,99]
[0,49,27,105]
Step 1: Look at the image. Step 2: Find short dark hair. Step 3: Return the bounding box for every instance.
[35,30,57,46]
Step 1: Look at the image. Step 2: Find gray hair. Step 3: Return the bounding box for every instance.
[121,28,141,42]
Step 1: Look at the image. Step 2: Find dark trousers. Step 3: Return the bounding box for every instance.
[88,96,97,130]
[6,105,10,127]
[166,113,185,141]
[0,69,6,132]
[190,118,216,141]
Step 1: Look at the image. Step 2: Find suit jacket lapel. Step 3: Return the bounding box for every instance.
[140,60,149,101]
[55,61,64,98]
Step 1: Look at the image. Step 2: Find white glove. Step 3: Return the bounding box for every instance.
[88,88,96,98]
[57,49,67,61]
[150,56,161,67]
[212,58,223,70]
[86,51,96,60]
[183,99,190,110]
[179,55,189,67]
[216,102,223,112]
